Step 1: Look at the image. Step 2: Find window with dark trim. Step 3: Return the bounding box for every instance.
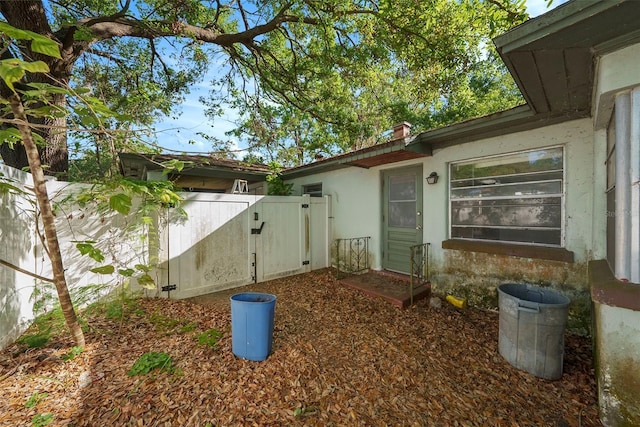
[449,147,564,246]
[302,183,323,197]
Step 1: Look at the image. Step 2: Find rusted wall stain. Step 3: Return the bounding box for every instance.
[431,250,590,334]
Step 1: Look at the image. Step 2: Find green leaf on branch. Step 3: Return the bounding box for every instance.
[161,159,186,174]
[25,82,73,95]
[75,241,105,263]
[0,128,22,149]
[136,274,155,289]
[118,268,135,277]
[135,264,151,273]
[0,22,61,59]
[30,37,62,59]
[90,265,115,275]
[0,59,50,92]
[73,26,95,42]
[109,193,132,215]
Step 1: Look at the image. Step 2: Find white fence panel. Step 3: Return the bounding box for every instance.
[0,166,38,348]
[1,166,329,348]
[158,193,329,299]
[256,195,310,282]
[158,193,254,299]
[310,196,331,271]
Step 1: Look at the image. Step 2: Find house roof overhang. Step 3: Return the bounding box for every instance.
[118,153,271,182]
[494,0,640,116]
[407,105,589,153]
[282,137,431,179]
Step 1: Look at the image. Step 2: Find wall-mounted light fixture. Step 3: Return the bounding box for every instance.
[426,171,439,185]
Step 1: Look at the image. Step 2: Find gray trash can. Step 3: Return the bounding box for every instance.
[498,283,570,380]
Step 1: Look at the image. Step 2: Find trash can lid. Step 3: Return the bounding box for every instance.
[230,292,277,303]
[498,283,569,306]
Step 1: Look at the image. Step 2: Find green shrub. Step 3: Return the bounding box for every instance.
[61,346,84,361]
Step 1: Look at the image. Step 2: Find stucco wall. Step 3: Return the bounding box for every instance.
[291,166,383,268]
[591,42,640,427]
[287,118,595,333]
[429,119,594,333]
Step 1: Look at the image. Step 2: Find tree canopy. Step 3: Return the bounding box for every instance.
[0,0,528,174]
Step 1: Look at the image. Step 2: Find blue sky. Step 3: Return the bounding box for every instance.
[152,0,565,156]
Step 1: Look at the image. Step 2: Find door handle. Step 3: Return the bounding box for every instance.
[416,225,422,230]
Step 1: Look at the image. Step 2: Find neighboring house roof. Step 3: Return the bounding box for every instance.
[119,153,270,182]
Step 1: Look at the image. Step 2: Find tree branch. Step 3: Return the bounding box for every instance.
[0,258,54,283]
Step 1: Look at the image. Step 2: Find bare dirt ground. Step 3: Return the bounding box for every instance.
[0,269,600,426]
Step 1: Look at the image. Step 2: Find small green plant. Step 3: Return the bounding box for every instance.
[31,413,54,427]
[128,352,174,376]
[180,322,197,333]
[196,328,222,348]
[25,392,48,408]
[18,333,50,349]
[293,405,318,417]
[148,311,180,332]
[84,286,141,321]
[148,311,196,335]
[61,346,84,361]
[104,301,124,319]
[16,306,67,349]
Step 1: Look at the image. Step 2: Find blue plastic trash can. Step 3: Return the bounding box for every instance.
[230,292,276,361]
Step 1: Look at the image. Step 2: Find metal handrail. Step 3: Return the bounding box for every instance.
[335,237,370,279]
[409,243,430,305]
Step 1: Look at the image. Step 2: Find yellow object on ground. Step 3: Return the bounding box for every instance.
[446,295,467,309]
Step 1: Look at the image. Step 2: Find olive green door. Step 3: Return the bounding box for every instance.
[382,166,423,273]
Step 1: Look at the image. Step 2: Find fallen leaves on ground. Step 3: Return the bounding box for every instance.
[0,269,600,426]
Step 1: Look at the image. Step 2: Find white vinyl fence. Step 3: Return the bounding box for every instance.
[0,166,39,349]
[0,165,330,348]
[153,192,329,299]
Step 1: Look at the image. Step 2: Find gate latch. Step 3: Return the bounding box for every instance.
[251,222,265,234]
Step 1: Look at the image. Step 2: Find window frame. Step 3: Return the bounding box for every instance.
[448,145,566,247]
[302,182,323,198]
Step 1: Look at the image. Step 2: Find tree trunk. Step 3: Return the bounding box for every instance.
[8,92,85,348]
[37,92,69,178]
[0,1,71,177]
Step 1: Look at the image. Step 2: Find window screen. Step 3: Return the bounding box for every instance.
[449,147,564,246]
